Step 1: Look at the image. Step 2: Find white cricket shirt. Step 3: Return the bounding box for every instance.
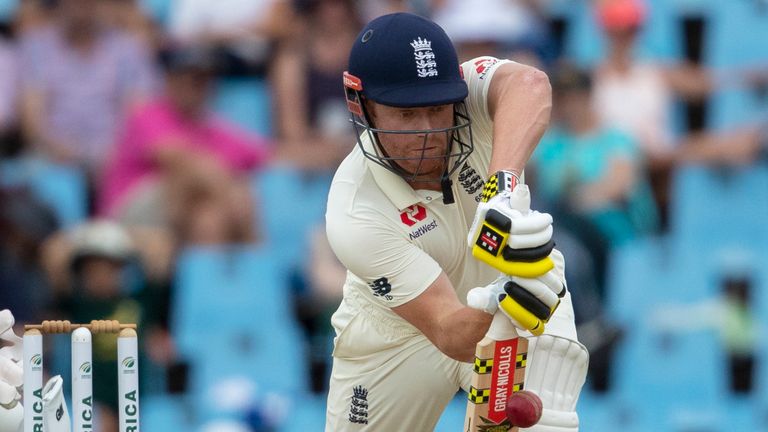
[327,57,512,332]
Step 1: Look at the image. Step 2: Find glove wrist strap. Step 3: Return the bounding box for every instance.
[480,170,521,203]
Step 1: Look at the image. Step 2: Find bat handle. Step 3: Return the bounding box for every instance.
[487,310,520,341]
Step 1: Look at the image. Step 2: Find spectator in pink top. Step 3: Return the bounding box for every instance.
[100,45,270,245]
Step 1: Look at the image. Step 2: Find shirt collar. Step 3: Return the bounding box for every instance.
[361,133,443,211]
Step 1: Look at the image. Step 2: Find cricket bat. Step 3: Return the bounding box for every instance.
[464,311,529,431]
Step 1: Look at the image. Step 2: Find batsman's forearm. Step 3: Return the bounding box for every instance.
[435,307,493,362]
[487,65,552,176]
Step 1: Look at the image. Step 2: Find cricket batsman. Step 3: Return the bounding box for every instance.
[325,13,588,431]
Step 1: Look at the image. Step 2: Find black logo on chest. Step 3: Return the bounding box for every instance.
[349,385,369,424]
[458,162,484,202]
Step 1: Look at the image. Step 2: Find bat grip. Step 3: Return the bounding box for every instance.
[487,310,520,341]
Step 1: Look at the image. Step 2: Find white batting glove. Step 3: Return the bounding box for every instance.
[467,276,509,315]
[468,172,555,278]
[467,250,566,336]
[0,310,24,432]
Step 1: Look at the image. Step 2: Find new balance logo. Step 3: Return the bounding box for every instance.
[369,277,393,301]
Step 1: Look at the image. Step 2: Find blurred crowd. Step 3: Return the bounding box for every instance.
[0,0,766,430]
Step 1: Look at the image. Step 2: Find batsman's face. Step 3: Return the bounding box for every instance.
[367,101,454,178]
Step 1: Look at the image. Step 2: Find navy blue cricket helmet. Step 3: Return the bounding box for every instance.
[343,13,474,204]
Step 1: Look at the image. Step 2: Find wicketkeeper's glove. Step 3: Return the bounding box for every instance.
[0,310,72,432]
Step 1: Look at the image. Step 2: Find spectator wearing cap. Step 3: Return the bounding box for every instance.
[592,0,712,228]
[99,45,270,245]
[18,0,157,175]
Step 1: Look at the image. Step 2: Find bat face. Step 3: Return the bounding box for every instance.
[464,317,528,431]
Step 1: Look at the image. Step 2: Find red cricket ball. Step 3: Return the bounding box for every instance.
[505,390,543,428]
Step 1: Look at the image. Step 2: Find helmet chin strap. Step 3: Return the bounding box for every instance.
[441,169,455,204]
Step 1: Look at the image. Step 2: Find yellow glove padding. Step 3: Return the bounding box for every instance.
[472,217,555,278]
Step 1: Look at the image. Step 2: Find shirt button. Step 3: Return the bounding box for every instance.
[426,196,432,201]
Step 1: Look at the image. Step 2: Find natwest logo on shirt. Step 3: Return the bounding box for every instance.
[400,205,427,226]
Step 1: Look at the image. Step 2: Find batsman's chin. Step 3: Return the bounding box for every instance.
[0,400,23,432]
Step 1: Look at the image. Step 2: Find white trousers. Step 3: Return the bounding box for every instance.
[325,291,582,431]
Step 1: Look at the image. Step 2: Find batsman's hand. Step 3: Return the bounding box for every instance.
[0,309,23,432]
[467,251,566,335]
[467,172,555,278]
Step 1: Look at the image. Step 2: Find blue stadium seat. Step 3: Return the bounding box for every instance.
[142,395,193,432]
[276,393,326,431]
[213,78,272,137]
[189,329,307,417]
[562,1,605,68]
[251,167,332,267]
[0,0,16,22]
[434,393,466,432]
[751,247,768,322]
[704,0,768,129]
[0,158,87,227]
[171,245,295,357]
[706,0,768,68]
[707,88,764,131]
[604,237,671,324]
[576,388,650,432]
[139,0,172,26]
[613,325,727,429]
[670,165,768,252]
[172,247,235,355]
[748,250,768,408]
[171,245,308,422]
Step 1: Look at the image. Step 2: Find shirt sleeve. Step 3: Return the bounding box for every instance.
[326,181,443,308]
[460,57,513,128]
[458,57,513,168]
